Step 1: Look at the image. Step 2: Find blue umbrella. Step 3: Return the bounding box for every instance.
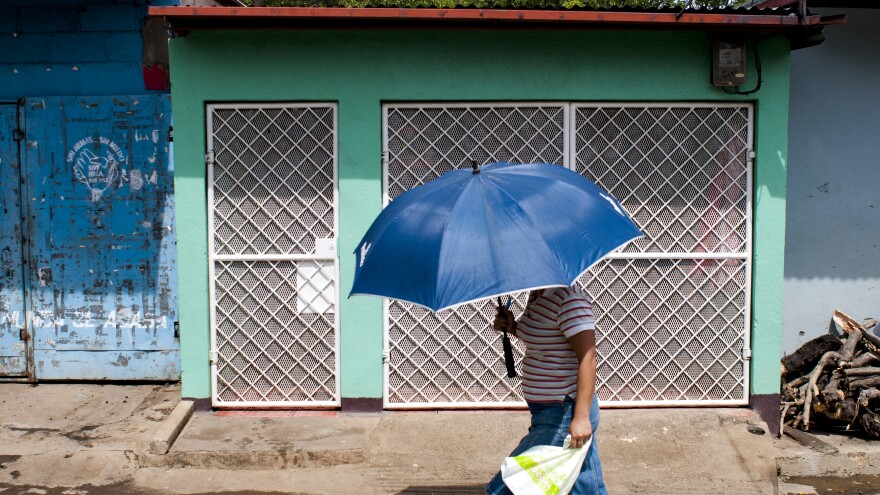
[350,162,642,311]
[350,161,643,378]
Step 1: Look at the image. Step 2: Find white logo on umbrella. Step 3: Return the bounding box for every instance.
[359,242,371,267]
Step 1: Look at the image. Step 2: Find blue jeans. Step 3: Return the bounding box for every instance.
[486,395,608,495]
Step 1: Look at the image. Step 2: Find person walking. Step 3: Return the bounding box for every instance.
[486,286,608,495]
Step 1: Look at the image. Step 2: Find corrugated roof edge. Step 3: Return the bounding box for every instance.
[155,3,801,13]
[150,4,833,35]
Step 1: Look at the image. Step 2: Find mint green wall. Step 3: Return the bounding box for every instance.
[169,30,789,400]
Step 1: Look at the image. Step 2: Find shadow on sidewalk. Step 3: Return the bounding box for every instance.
[396,485,485,494]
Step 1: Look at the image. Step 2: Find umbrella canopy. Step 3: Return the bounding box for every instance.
[350,162,643,312]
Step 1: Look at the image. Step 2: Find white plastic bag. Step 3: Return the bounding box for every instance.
[500,435,591,495]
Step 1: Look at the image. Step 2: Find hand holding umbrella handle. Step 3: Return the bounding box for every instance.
[496,297,518,379]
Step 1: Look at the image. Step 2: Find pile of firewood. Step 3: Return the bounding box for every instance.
[781,310,880,438]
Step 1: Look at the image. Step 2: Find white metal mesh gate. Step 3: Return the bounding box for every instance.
[574,104,752,405]
[383,103,752,408]
[384,104,567,407]
[208,104,339,407]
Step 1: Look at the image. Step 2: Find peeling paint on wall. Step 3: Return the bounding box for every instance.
[0,104,28,377]
[0,94,181,380]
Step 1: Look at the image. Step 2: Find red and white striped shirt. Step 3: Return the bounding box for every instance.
[517,286,595,403]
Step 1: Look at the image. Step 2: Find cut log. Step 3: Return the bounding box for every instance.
[862,330,880,352]
[804,351,842,430]
[816,398,858,424]
[839,398,859,424]
[842,352,879,368]
[797,382,809,404]
[841,367,880,377]
[780,402,795,436]
[835,310,865,335]
[782,334,842,380]
[783,426,839,453]
[858,388,880,407]
[787,375,810,388]
[859,410,880,438]
[822,372,845,403]
[849,376,880,389]
[841,329,863,361]
[780,312,880,437]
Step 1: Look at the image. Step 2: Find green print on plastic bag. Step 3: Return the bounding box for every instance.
[501,435,590,495]
[514,454,562,495]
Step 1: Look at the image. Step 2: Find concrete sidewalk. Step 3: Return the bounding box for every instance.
[149,406,777,494]
[0,383,788,494]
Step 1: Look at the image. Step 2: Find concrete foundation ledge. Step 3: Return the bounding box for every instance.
[777,436,880,477]
[149,400,194,455]
[141,412,380,470]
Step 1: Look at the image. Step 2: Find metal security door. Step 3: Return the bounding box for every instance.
[0,103,28,377]
[23,95,178,380]
[383,102,753,408]
[573,104,752,405]
[208,104,339,407]
[383,103,567,407]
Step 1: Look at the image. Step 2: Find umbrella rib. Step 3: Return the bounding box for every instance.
[430,176,490,309]
[482,177,564,287]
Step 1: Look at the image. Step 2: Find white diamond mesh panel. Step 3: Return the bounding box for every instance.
[385,104,566,406]
[214,260,337,404]
[388,294,532,404]
[209,104,338,406]
[575,106,750,255]
[211,106,335,256]
[386,105,566,199]
[574,105,750,404]
[384,103,751,407]
[580,258,746,402]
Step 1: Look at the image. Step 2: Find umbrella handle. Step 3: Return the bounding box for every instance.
[502,332,518,379]
[497,297,518,379]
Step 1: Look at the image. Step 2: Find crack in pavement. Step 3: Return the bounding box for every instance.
[3,424,104,446]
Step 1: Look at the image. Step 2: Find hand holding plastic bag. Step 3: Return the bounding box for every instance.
[500,435,591,495]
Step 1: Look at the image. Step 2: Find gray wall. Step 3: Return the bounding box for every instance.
[784,8,880,353]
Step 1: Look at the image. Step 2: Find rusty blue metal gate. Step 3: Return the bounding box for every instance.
[0,103,28,377]
[8,95,179,380]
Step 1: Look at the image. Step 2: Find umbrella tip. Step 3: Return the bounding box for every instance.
[471,160,480,175]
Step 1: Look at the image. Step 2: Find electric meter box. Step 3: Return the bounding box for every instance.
[712,39,747,87]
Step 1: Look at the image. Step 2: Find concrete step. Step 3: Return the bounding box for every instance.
[143,407,778,495]
[141,412,379,469]
[776,429,880,477]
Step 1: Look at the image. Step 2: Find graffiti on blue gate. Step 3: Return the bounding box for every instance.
[6,95,181,380]
[69,136,124,201]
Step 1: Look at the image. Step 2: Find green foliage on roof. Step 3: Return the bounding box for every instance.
[246,0,740,8]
